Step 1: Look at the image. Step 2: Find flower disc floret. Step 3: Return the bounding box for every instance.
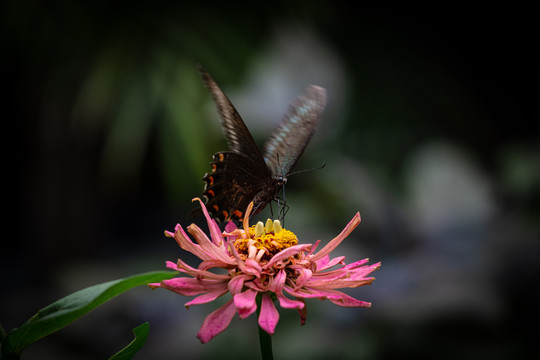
[233,218,298,263]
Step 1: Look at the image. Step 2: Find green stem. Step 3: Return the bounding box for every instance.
[256,294,274,360]
[258,323,274,360]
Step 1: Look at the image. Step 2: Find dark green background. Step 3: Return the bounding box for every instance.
[2,2,538,359]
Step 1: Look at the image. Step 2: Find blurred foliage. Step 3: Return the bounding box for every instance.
[3,1,267,204]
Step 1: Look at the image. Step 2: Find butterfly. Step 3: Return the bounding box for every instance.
[195,65,326,223]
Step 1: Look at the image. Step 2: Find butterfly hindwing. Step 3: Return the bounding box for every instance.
[202,151,270,223]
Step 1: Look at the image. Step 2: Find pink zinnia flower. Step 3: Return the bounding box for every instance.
[149,198,380,343]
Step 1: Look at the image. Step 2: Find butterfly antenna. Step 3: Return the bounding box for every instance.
[287,162,326,177]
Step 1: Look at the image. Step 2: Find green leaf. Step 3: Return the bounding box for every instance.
[2,271,176,357]
[109,322,149,360]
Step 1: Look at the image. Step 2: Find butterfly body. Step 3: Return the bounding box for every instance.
[196,66,326,223]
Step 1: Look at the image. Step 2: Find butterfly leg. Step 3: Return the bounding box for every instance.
[274,195,289,226]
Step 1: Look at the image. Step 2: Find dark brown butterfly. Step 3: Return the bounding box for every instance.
[195,65,326,223]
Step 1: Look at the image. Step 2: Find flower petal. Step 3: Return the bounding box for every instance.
[244,279,265,292]
[199,259,235,271]
[196,299,237,344]
[268,270,305,310]
[297,298,307,325]
[316,255,345,271]
[276,293,305,310]
[325,290,373,308]
[224,221,238,234]
[242,202,254,234]
[309,212,361,262]
[293,268,312,289]
[283,286,342,300]
[308,276,375,289]
[165,260,180,270]
[258,292,279,335]
[288,286,372,308]
[188,224,236,265]
[193,197,226,248]
[229,241,262,278]
[176,258,230,280]
[308,239,321,255]
[185,289,229,308]
[157,277,228,296]
[228,274,252,295]
[307,261,380,289]
[234,289,258,319]
[244,259,263,277]
[342,258,370,269]
[262,244,312,270]
[170,224,213,261]
[267,269,286,293]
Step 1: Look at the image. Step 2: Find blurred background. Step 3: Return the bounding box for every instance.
[2,2,538,359]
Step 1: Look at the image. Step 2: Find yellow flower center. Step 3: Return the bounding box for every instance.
[233,218,298,260]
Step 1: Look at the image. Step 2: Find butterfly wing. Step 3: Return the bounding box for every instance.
[196,65,273,222]
[197,65,266,164]
[202,151,269,223]
[263,85,326,177]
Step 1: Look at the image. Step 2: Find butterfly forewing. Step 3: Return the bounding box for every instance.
[263,85,326,177]
[197,65,265,164]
